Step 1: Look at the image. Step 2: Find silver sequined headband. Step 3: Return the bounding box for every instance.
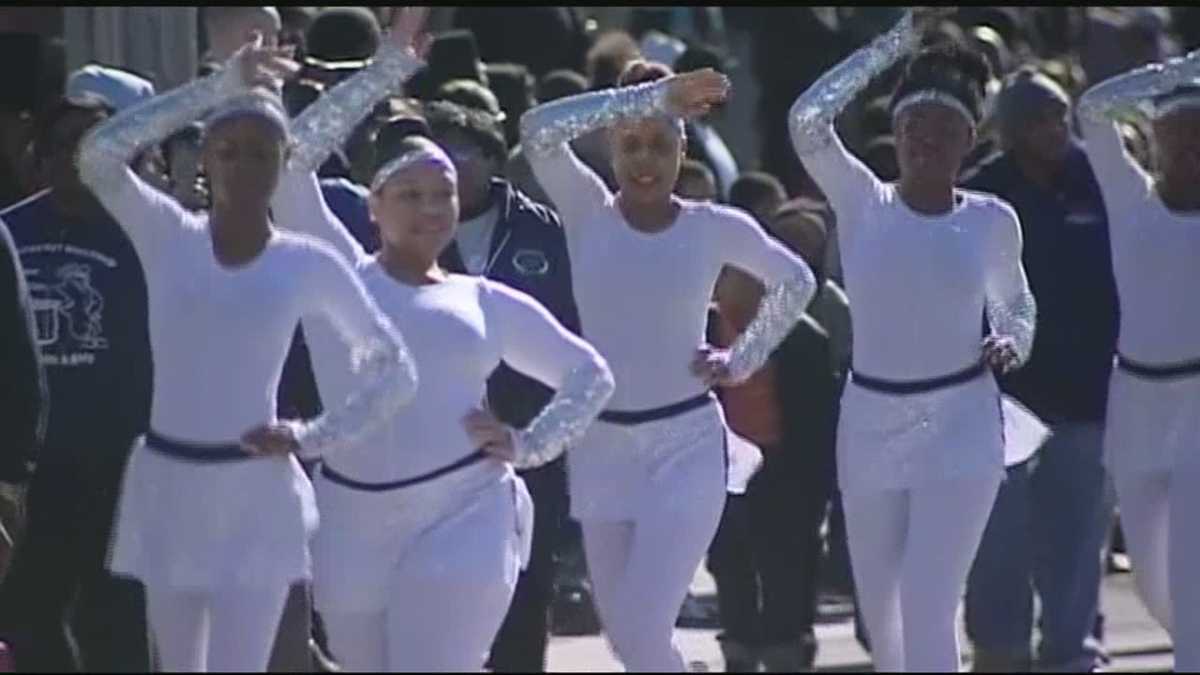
[205,92,290,139]
[1151,94,1200,120]
[893,89,976,128]
[370,147,458,193]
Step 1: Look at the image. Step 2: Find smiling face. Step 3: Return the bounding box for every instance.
[894,100,975,187]
[369,160,460,262]
[610,116,685,206]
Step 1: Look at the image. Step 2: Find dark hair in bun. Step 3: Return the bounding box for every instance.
[890,42,992,124]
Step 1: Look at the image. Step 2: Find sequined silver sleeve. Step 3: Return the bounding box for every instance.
[986,287,1037,366]
[288,42,424,173]
[1078,50,1200,124]
[289,323,419,461]
[725,269,817,384]
[78,66,243,193]
[510,358,615,470]
[788,11,918,156]
[520,79,670,158]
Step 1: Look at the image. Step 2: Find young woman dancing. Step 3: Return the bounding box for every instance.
[77,35,418,672]
[520,60,816,670]
[269,8,615,671]
[1078,48,1200,671]
[789,11,1036,671]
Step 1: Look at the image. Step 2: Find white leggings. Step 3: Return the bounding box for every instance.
[321,577,513,673]
[1113,464,1200,671]
[316,480,521,672]
[581,491,725,672]
[844,475,1000,672]
[145,583,290,672]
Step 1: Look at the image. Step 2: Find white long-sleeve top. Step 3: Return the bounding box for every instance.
[80,169,407,449]
[1078,116,1200,363]
[800,132,1034,381]
[272,170,613,480]
[520,84,814,411]
[1077,60,1200,474]
[73,67,416,458]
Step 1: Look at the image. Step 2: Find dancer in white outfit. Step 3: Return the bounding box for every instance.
[521,61,816,671]
[77,39,418,672]
[269,9,615,671]
[1078,49,1200,671]
[790,12,1036,672]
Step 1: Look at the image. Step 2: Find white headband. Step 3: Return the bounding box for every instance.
[1151,94,1200,120]
[205,92,290,139]
[370,146,458,193]
[892,89,976,128]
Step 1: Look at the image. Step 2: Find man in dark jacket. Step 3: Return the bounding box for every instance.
[425,100,581,672]
[961,68,1119,672]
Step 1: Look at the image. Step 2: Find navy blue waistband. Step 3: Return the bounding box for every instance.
[598,391,716,426]
[144,430,252,463]
[321,449,488,493]
[851,360,988,396]
[1117,354,1200,381]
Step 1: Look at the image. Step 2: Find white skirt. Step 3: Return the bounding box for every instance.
[311,457,532,613]
[837,373,1006,497]
[567,400,728,522]
[107,436,317,592]
[1105,367,1200,476]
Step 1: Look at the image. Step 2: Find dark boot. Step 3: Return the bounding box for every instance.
[971,647,1032,673]
[758,637,816,673]
[718,638,759,673]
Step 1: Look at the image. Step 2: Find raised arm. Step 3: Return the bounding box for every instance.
[272,168,369,266]
[519,68,728,225]
[789,11,919,216]
[713,209,816,385]
[483,281,614,470]
[78,36,295,261]
[284,242,418,461]
[1077,50,1200,219]
[285,7,428,174]
[983,201,1037,370]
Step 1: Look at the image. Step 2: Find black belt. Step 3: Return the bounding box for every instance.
[851,360,988,396]
[321,449,488,492]
[598,391,715,426]
[1116,353,1200,381]
[145,430,253,463]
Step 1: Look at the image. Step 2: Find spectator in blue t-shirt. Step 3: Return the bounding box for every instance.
[0,67,157,672]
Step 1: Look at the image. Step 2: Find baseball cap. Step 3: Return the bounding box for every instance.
[65,64,155,112]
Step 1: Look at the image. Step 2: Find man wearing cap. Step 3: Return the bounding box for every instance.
[423,100,580,673]
[0,65,156,672]
[960,67,1120,672]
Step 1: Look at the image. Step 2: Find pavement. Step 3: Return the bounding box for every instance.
[545,564,1173,672]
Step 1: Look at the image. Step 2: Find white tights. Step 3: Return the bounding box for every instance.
[1113,464,1200,671]
[320,570,515,673]
[581,490,725,672]
[844,475,1000,672]
[145,584,290,672]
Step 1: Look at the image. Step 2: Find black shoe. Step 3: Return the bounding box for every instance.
[718,638,760,673]
[550,583,602,636]
[758,636,816,673]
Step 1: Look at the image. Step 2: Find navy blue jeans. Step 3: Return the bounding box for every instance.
[964,422,1115,670]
